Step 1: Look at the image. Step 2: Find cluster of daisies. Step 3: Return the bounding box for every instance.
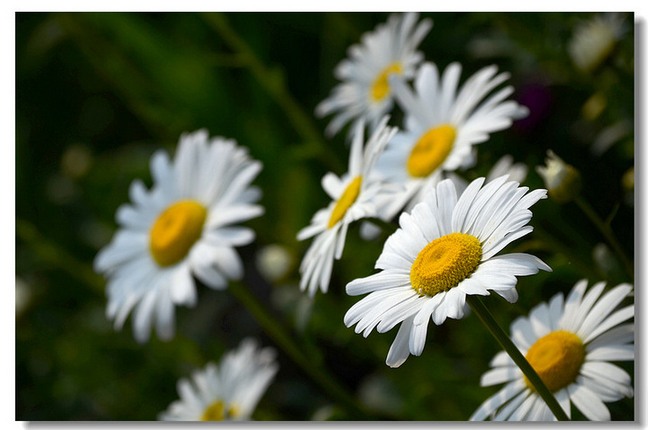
[94,12,634,421]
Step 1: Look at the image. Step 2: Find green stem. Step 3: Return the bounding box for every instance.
[16,219,105,296]
[574,196,634,281]
[467,296,569,421]
[228,281,373,420]
[202,12,342,172]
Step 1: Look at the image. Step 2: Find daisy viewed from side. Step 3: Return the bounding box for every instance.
[344,175,551,368]
[471,279,634,421]
[297,116,398,297]
[316,12,432,138]
[373,61,529,222]
[94,130,263,342]
[159,338,279,421]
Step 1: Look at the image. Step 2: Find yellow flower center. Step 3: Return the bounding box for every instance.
[524,330,585,392]
[200,400,240,421]
[406,124,457,178]
[410,232,482,296]
[370,62,404,102]
[149,199,207,267]
[327,176,362,229]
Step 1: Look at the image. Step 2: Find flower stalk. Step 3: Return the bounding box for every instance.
[228,281,375,420]
[574,195,634,281]
[467,296,570,421]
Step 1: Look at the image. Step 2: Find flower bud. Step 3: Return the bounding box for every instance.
[536,150,582,204]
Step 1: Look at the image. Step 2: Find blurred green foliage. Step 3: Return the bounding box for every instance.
[16,12,634,421]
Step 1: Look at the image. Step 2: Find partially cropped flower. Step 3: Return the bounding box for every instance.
[159,338,279,421]
[373,62,529,222]
[448,154,528,195]
[536,150,581,204]
[94,130,263,342]
[297,117,398,297]
[316,12,432,138]
[568,13,627,73]
[471,280,634,421]
[344,176,550,367]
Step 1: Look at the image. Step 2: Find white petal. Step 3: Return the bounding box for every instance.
[577,283,633,340]
[346,271,410,296]
[568,383,610,421]
[386,317,414,368]
[132,289,158,343]
[481,366,521,386]
[470,380,526,421]
[493,389,530,421]
[586,344,634,361]
[584,305,634,343]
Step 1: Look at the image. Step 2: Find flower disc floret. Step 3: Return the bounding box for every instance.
[524,330,585,393]
[410,232,482,296]
[149,200,207,267]
[328,176,363,228]
[406,124,456,178]
[371,62,404,102]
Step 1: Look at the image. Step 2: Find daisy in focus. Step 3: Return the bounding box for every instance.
[316,12,432,138]
[297,116,398,297]
[344,176,550,368]
[471,279,634,421]
[94,130,263,342]
[373,61,529,222]
[159,338,279,421]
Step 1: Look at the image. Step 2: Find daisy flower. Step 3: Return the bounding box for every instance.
[568,13,627,73]
[471,279,634,421]
[315,12,432,138]
[159,338,279,421]
[447,153,529,196]
[344,175,550,368]
[94,130,263,342]
[297,116,398,297]
[373,61,529,222]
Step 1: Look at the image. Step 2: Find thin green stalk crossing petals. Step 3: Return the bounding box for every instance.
[467,296,570,421]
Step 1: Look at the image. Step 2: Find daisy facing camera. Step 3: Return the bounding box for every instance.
[344,175,551,368]
[471,279,634,421]
[94,130,264,343]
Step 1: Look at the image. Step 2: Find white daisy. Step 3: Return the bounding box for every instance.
[447,154,529,196]
[471,279,634,421]
[159,338,279,421]
[373,61,529,222]
[94,129,263,342]
[344,176,550,368]
[568,13,627,73]
[316,12,432,138]
[297,116,398,297]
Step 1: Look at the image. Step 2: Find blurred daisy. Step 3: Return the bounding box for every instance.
[159,338,279,421]
[447,154,528,195]
[471,280,634,421]
[345,176,550,367]
[94,130,263,342]
[316,12,432,138]
[568,13,627,73]
[297,117,398,297]
[374,61,529,222]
